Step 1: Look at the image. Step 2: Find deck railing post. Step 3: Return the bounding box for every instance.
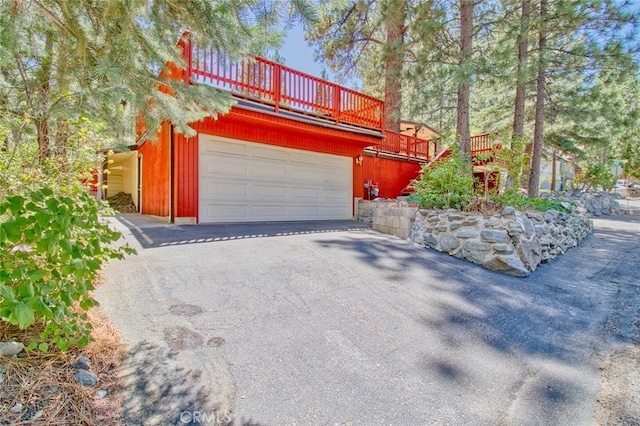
[333,85,341,125]
[273,62,281,113]
[182,31,192,86]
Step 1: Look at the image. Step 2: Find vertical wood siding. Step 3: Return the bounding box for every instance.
[362,156,422,199]
[173,132,199,219]
[147,107,382,221]
[138,123,171,217]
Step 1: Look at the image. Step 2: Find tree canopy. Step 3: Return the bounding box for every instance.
[308,0,640,187]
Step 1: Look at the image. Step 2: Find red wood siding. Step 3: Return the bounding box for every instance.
[195,107,380,155]
[141,107,382,221]
[362,156,422,199]
[173,133,198,219]
[138,123,171,217]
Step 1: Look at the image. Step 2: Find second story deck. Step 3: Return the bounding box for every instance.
[177,35,498,162]
[180,36,384,133]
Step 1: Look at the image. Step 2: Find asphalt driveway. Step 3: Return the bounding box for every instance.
[96,214,640,425]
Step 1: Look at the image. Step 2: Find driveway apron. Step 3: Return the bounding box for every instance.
[96,214,640,425]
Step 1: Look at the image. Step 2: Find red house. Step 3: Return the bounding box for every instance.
[108,35,498,224]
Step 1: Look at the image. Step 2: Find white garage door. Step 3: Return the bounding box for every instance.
[198,134,353,223]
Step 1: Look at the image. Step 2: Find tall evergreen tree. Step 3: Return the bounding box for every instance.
[307,0,411,131]
[456,0,473,155]
[528,0,547,197]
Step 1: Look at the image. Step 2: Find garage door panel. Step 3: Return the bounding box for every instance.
[321,169,351,186]
[290,205,321,217]
[253,184,287,198]
[205,140,248,156]
[322,205,350,216]
[252,205,288,219]
[203,204,249,221]
[290,167,321,184]
[201,155,248,177]
[290,151,320,165]
[323,188,350,200]
[202,181,249,198]
[252,163,288,181]
[291,187,320,199]
[199,135,352,223]
[253,146,288,161]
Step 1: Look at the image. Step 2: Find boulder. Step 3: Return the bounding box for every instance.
[483,256,530,277]
[463,241,491,264]
[481,229,511,244]
[439,232,460,253]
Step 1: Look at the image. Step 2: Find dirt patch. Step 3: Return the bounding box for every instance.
[168,303,204,317]
[595,344,640,425]
[207,337,226,347]
[162,326,204,351]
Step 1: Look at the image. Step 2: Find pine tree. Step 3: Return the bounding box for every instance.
[0,0,314,166]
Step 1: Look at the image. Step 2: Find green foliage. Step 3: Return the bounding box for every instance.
[408,150,475,209]
[0,0,314,151]
[575,163,615,191]
[490,191,569,213]
[0,188,134,352]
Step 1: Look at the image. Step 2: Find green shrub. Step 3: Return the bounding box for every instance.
[491,190,570,212]
[0,188,134,352]
[408,150,475,210]
[575,163,615,191]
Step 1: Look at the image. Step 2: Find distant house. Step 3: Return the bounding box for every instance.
[400,121,441,142]
[539,150,577,191]
[101,34,500,223]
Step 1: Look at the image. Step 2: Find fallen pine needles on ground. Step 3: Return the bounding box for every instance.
[0,307,127,425]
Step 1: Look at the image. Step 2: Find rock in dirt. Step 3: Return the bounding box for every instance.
[70,355,91,370]
[0,342,24,357]
[74,370,98,387]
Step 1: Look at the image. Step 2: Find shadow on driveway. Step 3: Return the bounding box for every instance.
[113,214,371,249]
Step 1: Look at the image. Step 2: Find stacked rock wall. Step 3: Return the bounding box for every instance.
[540,191,623,216]
[410,207,593,277]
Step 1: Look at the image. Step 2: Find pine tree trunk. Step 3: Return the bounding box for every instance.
[457,0,473,156]
[36,34,53,163]
[528,0,547,198]
[36,119,50,161]
[551,149,557,191]
[509,0,531,190]
[383,0,406,133]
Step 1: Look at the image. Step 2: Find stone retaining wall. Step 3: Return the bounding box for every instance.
[540,191,623,216]
[355,200,418,239]
[373,206,419,239]
[410,207,593,277]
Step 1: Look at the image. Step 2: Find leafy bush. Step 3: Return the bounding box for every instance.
[0,188,134,351]
[408,150,476,210]
[575,163,615,191]
[491,190,570,212]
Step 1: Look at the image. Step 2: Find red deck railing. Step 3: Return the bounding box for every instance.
[471,133,494,156]
[380,131,438,161]
[377,131,498,162]
[179,36,384,131]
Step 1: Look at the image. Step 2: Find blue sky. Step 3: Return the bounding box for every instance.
[280,24,327,79]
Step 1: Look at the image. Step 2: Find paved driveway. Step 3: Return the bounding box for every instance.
[96,214,640,425]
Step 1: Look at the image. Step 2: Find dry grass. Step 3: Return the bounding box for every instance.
[0,307,127,425]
